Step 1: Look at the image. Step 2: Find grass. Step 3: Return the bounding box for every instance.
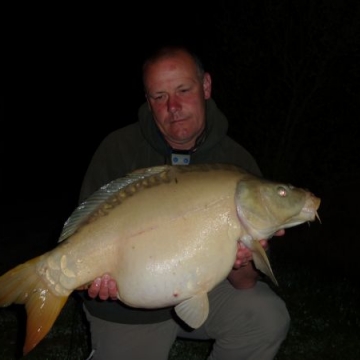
[270,265,360,360]
[1,259,359,360]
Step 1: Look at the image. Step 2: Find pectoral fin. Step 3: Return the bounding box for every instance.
[174,293,209,329]
[251,240,279,286]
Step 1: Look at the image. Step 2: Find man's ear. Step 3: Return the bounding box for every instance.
[203,73,212,99]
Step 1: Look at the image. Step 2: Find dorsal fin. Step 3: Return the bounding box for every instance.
[58,166,171,242]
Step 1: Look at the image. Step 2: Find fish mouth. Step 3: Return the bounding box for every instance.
[270,192,322,231]
[302,193,321,223]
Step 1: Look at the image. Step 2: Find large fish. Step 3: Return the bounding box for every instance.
[0,163,320,355]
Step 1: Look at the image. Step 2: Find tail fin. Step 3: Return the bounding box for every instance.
[0,256,68,355]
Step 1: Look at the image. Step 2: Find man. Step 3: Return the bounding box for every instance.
[79,46,290,360]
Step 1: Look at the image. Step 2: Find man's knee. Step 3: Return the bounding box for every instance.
[207,282,290,359]
[258,293,290,342]
[232,282,290,342]
[207,281,290,340]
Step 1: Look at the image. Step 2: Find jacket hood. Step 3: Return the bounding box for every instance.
[137,98,229,156]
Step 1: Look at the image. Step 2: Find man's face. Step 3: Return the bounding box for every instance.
[144,51,211,150]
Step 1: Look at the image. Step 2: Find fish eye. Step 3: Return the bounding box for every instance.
[277,186,288,197]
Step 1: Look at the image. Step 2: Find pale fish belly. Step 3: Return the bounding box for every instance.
[112,184,242,308]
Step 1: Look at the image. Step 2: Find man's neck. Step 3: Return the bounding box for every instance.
[167,141,195,151]
[166,127,207,152]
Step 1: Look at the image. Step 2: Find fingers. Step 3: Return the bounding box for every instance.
[274,229,285,236]
[259,239,269,251]
[98,274,111,300]
[234,239,271,269]
[88,277,102,299]
[107,279,118,300]
[233,243,252,269]
[87,274,118,300]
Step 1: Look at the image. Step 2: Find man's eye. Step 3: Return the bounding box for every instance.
[154,95,165,101]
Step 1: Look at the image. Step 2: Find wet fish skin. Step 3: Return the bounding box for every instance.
[0,163,321,355]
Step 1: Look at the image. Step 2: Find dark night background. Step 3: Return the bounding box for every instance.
[4,0,359,271]
[1,1,360,357]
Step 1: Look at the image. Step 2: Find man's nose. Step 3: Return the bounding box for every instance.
[167,95,181,113]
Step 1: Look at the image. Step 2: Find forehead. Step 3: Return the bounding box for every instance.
[144,52,199,91]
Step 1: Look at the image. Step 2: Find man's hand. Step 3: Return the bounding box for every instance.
[228,229,285,289]
[231,241,266,270]
[85,274,118,300]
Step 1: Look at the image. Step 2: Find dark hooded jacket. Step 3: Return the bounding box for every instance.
[79,98,261,324]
